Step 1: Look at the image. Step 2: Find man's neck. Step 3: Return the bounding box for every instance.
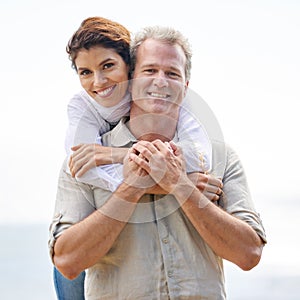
[128,110,179,142]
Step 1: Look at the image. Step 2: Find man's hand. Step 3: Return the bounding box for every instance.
[129,140,223,201]
[123,148,156,192]
[129,140,186,193]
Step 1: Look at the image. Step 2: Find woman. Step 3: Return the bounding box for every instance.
[64,16,132,191]
[52,16,222,299]
[53,16,132,300]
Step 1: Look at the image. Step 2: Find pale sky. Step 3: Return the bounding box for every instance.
[0,0,299,227]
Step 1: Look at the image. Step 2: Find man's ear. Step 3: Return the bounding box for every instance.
[183,80,189,97]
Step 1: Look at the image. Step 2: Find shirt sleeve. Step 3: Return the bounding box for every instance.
[48,159,97,262]
[64,92,122,191]
[219,144,267,243]
[65,92,109,155]
[177,105,212,173]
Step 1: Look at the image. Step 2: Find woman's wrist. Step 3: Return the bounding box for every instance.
[112,147,128,164]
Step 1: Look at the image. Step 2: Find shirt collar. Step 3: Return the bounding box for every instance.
[109,117,179,147]
[110,117,137,147]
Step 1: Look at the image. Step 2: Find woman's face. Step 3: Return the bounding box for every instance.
[75,46,129,107]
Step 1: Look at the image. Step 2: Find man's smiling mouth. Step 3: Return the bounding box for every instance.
[148,92,169,99]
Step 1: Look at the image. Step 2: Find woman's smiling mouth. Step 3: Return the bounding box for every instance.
[94,85,115,98]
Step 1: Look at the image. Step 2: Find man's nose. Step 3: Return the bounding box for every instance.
[153,71,168,88]
[94,71,108,85]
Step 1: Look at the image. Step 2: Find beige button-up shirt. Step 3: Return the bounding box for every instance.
[49,118,266,300]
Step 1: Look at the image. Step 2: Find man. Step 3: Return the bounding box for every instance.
[49,26,266,299]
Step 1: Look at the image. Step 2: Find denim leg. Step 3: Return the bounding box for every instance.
[53,267,85,300]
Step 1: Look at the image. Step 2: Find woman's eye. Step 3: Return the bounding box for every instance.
[103,62,114,69]
[79,69,91,76]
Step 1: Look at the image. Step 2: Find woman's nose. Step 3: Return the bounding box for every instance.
[94,71,108,85]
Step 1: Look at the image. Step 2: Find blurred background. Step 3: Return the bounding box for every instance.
[0,0,299,299]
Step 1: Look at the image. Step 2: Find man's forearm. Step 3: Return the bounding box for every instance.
[53,183,143,280]
[174,180,263,271]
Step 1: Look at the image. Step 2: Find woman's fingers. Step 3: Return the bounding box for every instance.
[207,175,223,189]
[203,191,220,202]
[188,172,223,201]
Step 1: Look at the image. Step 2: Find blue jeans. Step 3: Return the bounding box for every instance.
[53,267,85,300]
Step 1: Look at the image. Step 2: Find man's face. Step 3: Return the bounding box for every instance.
[130,38,188,115]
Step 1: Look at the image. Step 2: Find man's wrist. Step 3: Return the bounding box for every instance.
[171,177,196,204]
[172,177,210,210]
[116,182,145,203]
[97,182,144,222]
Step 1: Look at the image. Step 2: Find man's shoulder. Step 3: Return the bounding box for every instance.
[210,140,237,176]
[210,140,243,178]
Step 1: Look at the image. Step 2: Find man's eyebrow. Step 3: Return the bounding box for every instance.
[139,63,156,68]
[139,63,180,72]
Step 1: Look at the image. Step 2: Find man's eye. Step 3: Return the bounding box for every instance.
[144,69,155,74]
[167,72,180,79]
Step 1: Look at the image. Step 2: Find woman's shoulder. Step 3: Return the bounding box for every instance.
[68,90,91,107]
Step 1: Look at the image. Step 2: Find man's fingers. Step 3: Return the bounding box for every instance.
[169,141,181,156]
[129,152,151,173]
[152,139,173,154]
[131,141,158,161]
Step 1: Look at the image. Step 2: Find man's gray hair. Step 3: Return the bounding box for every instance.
[130,26,192,81]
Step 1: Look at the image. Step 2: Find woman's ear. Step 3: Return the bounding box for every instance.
[128,79,133,93]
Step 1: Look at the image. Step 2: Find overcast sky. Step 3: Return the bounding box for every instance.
[0,0,299,224]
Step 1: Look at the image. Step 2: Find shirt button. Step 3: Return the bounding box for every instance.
[162,238,169,244]
[167,271,173,277]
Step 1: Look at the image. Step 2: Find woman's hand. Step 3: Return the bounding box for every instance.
[69,143,128,177]
[187,172,223,202]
